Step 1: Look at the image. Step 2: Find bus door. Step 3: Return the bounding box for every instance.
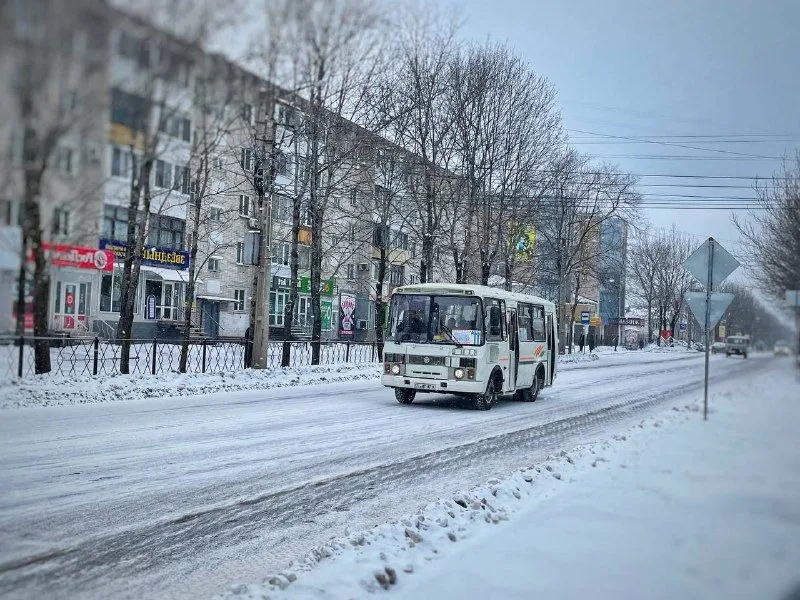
[506,308,519,393]
[546,313,556,384]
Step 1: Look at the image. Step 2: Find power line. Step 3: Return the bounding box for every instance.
[567,128,781,160]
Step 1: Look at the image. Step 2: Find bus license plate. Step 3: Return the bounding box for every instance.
[413,382,435,390]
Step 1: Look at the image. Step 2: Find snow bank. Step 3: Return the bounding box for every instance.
[223,364,800,600]
[0,363,382,409]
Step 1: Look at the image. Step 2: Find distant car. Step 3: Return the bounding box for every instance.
[774,340,792,356]
[711,341,726,354]
[694,343,705,352]
[726,335,751,359]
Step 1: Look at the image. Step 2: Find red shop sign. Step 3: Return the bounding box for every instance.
[29,243,115,272]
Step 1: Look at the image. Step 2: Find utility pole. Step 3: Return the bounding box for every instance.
[250,88,276,368]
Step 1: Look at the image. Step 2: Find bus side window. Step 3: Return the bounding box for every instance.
[518,304,533,342]
[532,305,546,342]
[486,299,503,341]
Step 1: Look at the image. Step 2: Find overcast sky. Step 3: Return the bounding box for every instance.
[455,0,800,256]
[220,0,799,268]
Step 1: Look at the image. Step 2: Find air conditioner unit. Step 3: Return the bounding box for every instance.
[357,263,369,272]
[248,217,259,230]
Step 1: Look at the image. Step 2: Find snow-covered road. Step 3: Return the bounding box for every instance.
[0,352,768,599]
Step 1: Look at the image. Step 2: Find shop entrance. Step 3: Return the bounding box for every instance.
[53,281,89,330]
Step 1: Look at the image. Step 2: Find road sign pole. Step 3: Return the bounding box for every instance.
[703,238,715,421]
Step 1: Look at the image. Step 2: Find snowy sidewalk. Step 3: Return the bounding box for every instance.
[393,364,800,600]
[230,361,800,600]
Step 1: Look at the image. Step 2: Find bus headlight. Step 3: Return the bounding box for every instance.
[454,368,465,379]
[391,364,402,375]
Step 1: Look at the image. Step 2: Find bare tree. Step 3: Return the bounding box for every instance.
[648,226,693,342]
[379,6,460,284]
[275,0,389,364]
[733,152,800,299]
[178,57,243,372]
[534,152,639,351]
[113,0,234,373]
[627,225,660,342]
[2,0,107,373]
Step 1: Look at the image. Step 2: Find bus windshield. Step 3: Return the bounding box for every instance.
[390,294,484,345]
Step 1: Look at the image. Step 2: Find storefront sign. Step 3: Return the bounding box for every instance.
[29,243,114,272]
[99,238,189,270]
[339,294,356,337]
[299,275,335,296]
[609,317,644,327]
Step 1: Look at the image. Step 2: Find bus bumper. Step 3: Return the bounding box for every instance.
[381,374,485,394]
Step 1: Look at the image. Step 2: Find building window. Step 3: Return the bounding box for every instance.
[236,242,245,264]
[349,189,357,206]
[239,195,252,217]
[110,88,148,132]
[390,264,404,285]
[269,289,287,325]
[241,148,252,171]
[208,207,222,222]
[276,150,290,177]
[148,215,184,249]
[158,113,191,142]
[212,156,222,170]
[172,164,190,194]
[155,159,172,188]
[348,223,356,242]
[208,257,220,272]
[100,269,138,313]
[54,147,73,175]
[234,289,246,312]
[118,30,149,67]
[0,199,12,226]
[241,103,252,124]
[52,208,70,236]
[298,245,311,270]
[271,241,290,266]
[347,263,355,280]
[111,146,137,178]
[103,205,132,240]
[408,273,417,285]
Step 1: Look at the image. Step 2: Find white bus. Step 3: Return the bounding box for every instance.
[382,283,558,410]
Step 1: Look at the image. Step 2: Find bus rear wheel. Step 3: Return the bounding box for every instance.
[395,388,416,404]
[517,370,541,402]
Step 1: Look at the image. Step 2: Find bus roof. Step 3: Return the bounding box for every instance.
[392,283,556,311]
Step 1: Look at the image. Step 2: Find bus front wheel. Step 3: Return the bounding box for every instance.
[474,377,498,411]
[395,388,416,404]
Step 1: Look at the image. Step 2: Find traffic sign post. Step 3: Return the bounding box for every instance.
[580,311,590,325]
[684,237,739,420]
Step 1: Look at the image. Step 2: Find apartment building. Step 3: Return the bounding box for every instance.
[0,1,461,341]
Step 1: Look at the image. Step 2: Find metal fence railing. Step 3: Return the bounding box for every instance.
[0,337,381,381]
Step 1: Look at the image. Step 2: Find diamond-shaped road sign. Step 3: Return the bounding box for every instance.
[685,291,734,329]
[684,238,740,290]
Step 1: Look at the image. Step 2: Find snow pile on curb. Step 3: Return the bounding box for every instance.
[558,351,600,365]
[0,363,382,409]
[222,403,701,599]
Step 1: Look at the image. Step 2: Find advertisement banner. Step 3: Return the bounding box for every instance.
[339,293,356,337]
[99,238,190,270]
[29,243,115,272]
[321,299,332,331]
